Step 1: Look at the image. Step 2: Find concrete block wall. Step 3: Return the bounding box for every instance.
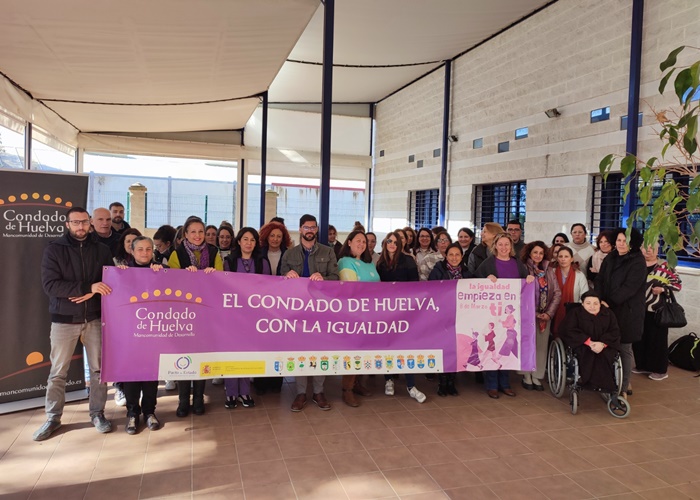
[372,0,700,337]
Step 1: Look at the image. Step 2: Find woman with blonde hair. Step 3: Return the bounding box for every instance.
[467,222,503,275]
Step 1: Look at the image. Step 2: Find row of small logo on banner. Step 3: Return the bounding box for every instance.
[271,354,438,373]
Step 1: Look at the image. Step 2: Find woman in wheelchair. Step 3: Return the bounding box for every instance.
[559,291,620,395]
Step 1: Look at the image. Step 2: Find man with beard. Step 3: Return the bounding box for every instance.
[91,207,120,257]
[109,202,131,233]
[34,207,114,441]
[280,214,339,412]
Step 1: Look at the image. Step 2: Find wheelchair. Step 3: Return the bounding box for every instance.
[547,337,631,418]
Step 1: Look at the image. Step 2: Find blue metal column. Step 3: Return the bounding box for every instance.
[367,103,374,230]
[622,0,644,225]
[239,159,246,226]
[439,61,451,226]
[260,91,269,227]
[318,0,335,245]
[24,122,32,169]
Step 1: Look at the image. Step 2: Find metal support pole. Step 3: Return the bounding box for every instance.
[622,0,644,226]
[367,103,375,230]
[318,0,335,245]
[239,159,246,227]
[167,176,173,226]
[439,61,451,227]
[260,91,268,227]
[24,122,32,169]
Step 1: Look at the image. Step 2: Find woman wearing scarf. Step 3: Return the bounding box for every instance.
[552,246,589,337]
[168,216,223,417]
[518,241,561,391]
[586,230,614,286]
[429,243,472,396]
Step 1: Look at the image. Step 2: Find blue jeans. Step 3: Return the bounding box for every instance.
[384,374,415,388]
[46,320,107,420]
[483,370,511,391]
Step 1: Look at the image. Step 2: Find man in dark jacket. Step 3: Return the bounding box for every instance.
[33,207,114,441]
[281,214,338,412]
[91,207,120,257]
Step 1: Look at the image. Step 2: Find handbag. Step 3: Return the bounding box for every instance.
[654,291,687,328]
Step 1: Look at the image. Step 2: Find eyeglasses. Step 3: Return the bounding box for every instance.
[301,225,317,232]
[506,228,521,232]
[68,220,90,226]
[437,238,449,243]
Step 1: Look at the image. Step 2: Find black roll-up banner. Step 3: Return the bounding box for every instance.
[0,170,89,409]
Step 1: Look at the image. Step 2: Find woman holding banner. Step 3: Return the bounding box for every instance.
[116,236,163,434]
[168,216,223,417]
[223,227,271,409]
[338,230,380,407]
[475,232,534,399]
[519,241,561,391]
[429,243,472,396]
[376,231,426,403]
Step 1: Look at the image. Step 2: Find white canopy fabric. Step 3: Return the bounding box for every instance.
[0,0,551,143]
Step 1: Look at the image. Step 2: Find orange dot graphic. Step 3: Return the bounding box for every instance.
[55,197,62,204]
[175,290,182,297]
[130,296,138,303]
[32,192,40,199]
[141,292,149,299]
[0,199,4,205]
[26,352,44,366]
[20,193,28,200]
[195,297,202,303]
[185,293,193,300]
[8,196,16,202]
[43,194,51,201]
[65,202,72,207]
[153,290,161,297]
[164,288,172,296]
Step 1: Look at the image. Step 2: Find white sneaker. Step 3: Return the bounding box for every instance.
[211,378,223,385]
[384,379,395,396]
[114,388,126,407]
[649,373,668,381]
[408,386,426,403]
[164,380,176,390]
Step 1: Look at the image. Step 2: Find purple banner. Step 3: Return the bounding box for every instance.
[101,267,536,382]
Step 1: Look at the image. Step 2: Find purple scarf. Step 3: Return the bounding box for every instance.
[446,262,462,280]
[183,239,210,269]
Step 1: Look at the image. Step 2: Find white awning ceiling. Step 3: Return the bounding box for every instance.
[0,0,551,140]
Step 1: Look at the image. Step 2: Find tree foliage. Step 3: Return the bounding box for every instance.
[599,46,700,267]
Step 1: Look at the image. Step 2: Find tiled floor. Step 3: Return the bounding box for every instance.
[1,368,699,500]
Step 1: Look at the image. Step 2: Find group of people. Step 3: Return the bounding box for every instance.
[34,207,683,441]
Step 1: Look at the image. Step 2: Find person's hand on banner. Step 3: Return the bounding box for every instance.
[285,270,300,279]
[309,272,324,281]
[487,274,498,283]
[203,267,216,274]
[150,264,164,272]
[525,275,535,284]
[185,265,198,272]
[69,282,112,303]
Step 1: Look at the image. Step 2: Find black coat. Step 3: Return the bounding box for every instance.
[41,233,113,323]
[428,260,472,280]
[594,250,646,343]
[377,253,419,282]
[467,243,490,275]
[560,304,621,392]
[474,255,528,279]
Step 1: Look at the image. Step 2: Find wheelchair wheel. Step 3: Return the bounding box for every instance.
[570,390,578,415]
[613,356,624,396]
[607,396,630,419]
[547,337,566,398]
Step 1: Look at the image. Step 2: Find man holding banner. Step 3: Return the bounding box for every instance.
[33,207,114,441]
[280,214,339,412]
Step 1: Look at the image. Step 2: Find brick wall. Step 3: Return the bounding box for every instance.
[373,0,700,337]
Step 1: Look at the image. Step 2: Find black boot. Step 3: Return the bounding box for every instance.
[437,374,448,397]
[192,380,206,415]
[447,373,458,396]
[176,380,191,418]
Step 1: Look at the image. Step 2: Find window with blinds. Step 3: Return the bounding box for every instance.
[409,189,439,229]
[474,181,526,229]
